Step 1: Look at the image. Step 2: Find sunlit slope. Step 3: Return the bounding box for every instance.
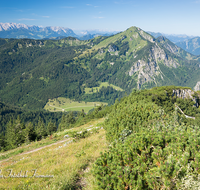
[44,97,107,113]
[0,118,107,189]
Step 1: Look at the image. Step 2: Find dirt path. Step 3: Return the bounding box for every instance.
[175,104,195,119]
[0,138,72,164]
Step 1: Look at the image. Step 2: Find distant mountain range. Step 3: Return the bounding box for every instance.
[148,31,197,43]
[148,31,200,56]
[74,29,119,36]
[176,37,200,56]
[0,22,77,39]
[0,23,118,40]
[78,33,117,41]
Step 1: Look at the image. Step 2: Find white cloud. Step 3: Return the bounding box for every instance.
[42,16,50,18]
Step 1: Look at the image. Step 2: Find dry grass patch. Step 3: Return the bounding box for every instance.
[0,123,107,189]
[0,118,105,162]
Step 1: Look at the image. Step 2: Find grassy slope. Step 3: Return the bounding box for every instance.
[0,118,107,189]
[78,27,146,58]
[44,97,108,113]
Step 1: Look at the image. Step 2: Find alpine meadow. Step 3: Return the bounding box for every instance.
[1,23,200,190]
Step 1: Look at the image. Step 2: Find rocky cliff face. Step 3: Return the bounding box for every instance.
[128,43,179,89]
[157,36,179,54]
[194,81,200,91]
[172,89,194,99]
[139,30,155,43]
[172,88,199,107]
[108,44,118,52]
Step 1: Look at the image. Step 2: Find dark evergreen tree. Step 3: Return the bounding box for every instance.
[47,121,57,135]
[35,117,46,140]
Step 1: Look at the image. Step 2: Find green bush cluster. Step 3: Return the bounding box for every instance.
[94,122,200,189]
[104,100,162,142]
[93,86,200,189]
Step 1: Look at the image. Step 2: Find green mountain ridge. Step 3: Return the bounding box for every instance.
[0,26,200,110]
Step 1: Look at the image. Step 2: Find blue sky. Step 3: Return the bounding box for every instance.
[0,0,200,36]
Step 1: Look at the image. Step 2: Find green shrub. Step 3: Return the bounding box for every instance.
[93,86,200,189]
[94,120,200,189]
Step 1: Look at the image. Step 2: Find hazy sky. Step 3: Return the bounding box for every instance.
[0,0,200,36]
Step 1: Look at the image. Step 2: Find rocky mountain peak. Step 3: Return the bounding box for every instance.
[0,22,42,31]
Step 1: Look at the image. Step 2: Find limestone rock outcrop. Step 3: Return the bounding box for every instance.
[108,44,118,52]
[172,89,194,99]
[128,44,179,89]
[194,81,200,91]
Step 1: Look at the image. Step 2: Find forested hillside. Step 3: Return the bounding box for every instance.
[0,101,64,133]
[0,36,125,110]
[0,27,200,112]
